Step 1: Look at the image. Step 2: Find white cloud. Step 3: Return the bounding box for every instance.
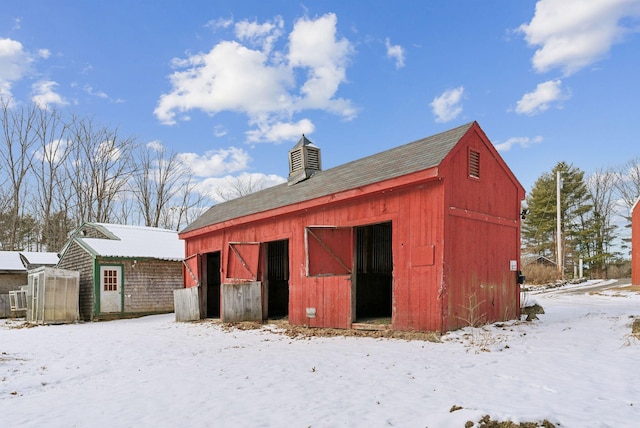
[31,80,67,109]
[34,139,67,163]
[0,37,33,98]
[288,13,355,116]
[494,135,543,152]
[177,147,250,177]
[430,86,464,123]
[196,172,286,203]
[515,79,569,115]
[38,49,51,59]
[155,13,355,143]
[213,124,228,138]
[518,0,640,75]
[385,38,405,69]
[146,140,165,152]
[155,40,294,125]
[84,84,109,99]
[205,17,234,31]
[234,17,284,53]
[245,118,314,144]
[96,140,122,162]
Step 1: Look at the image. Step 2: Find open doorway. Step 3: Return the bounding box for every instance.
[264,240,289,319]
[205,251,221,318]
[354,222,392,321]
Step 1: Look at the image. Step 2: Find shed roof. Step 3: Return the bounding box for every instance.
[70,223,184,261]
[20,251,59,266]
[182,121,475,234]
[0,251,26,272]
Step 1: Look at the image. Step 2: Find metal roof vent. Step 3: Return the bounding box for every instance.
[288,134,321,185]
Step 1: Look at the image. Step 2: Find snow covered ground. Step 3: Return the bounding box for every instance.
[1,281,639,428]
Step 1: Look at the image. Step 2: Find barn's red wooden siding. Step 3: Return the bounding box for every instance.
[632,199,640,286]
[181,122,525,332]
[440,126,523,330]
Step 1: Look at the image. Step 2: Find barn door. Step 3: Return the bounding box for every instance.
[226,242,260,280]
[305,226,354,328]
[100,265,122,313]
[222,242,262,322]
[305,227,353,276]
[183,254,201,287]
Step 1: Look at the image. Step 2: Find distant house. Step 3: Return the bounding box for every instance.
[20,251,60,271]
[57,223,184,320]
[0,251,59,294]
[633,197,640,286]
[179,121,526,333]
[0,251,59,318]
[523,255,557,268]
[0,252,29,295]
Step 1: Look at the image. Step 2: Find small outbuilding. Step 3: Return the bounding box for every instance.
[0,251,59,294]
[632,197,640,286]
[57,223,185,320]
[0,251,59,318]
[179,122,525,333]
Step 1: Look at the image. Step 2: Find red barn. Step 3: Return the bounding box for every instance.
[632,197,640,286]
[179,122,525,332]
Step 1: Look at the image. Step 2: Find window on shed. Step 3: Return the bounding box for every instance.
[469,149,480,178]
[226,242,260,280]
[306,227,353,276]
[102,268,119,291]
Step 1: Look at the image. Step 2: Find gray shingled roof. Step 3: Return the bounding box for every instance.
[181,122,474,234]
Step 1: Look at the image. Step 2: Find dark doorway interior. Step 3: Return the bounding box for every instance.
[355,222,392,320]
[206,252,221,318]
[266,240,289,318]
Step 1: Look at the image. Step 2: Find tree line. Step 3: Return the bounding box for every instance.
[522,159,640,279]
[0,97,210,252]
[3,96,639,277]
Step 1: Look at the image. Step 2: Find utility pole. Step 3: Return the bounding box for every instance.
[556,171,563,278]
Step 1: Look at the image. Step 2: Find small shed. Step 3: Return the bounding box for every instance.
[632,197,640,286]
[25,267,79,325]
[57,223,185,320]
[180,122,525,333]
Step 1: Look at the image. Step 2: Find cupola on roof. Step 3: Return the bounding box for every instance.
[288,134,321,185]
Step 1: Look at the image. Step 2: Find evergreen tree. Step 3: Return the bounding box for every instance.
[523,162,592,276]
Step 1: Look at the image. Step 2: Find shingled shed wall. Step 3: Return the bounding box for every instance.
[181,122,525,333]
[57,240,95,320]
[109,258,182,313]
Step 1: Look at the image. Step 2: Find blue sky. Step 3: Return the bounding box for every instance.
[2,0,639,199]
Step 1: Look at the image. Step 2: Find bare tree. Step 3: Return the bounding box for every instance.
[215,174,269,202]
[165,173,207,231]
[586,168,620,277]
[131,142,183,228]
[65,116,138,224]
[32,106,73,251]
[614,157,640,214]
[0,97,38,250]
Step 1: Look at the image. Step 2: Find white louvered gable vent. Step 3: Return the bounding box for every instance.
[306,147,321,170]
[289,148,304,172]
